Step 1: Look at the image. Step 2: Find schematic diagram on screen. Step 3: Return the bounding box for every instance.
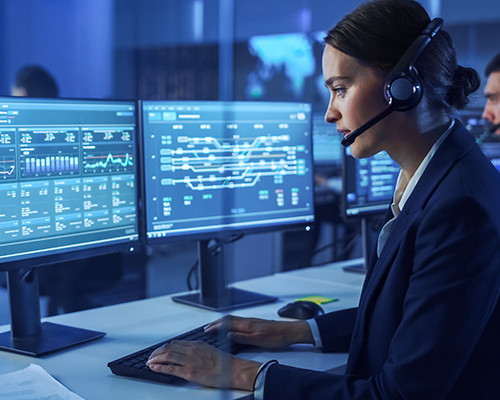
[142,102,314,237]
[160,133,307,191]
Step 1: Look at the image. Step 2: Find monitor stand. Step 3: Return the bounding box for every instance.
[0,268,105,356]
[172,239,277,311]
[343,218,375,274]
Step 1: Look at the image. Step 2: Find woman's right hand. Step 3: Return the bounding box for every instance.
[204,315,314,349]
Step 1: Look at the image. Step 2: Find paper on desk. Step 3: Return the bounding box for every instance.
[0,363,84,400]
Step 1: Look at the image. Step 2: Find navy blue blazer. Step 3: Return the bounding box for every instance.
[264,122,500,399]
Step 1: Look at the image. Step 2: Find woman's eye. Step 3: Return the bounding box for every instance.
[333,87,345,97]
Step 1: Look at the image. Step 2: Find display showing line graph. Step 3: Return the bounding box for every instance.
[0,147,16,180]
[161,134,307,191]
[83,144,134,174]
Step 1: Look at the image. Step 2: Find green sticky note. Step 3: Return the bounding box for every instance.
[295,295,339,305]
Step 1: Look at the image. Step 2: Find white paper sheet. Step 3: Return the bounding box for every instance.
[0,363,84,400]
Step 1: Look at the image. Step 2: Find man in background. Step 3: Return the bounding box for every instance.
[11,65,59,97]
[483,53,500,138]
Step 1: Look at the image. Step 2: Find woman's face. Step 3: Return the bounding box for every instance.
[322,45,392,158]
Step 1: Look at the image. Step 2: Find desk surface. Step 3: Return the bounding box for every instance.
[0,259,365,400]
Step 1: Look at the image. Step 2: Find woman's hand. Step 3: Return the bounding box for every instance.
[205,315,314,349]
[147,340,261,391]
[146,316,314,390]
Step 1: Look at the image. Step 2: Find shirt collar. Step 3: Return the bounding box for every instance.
[392,119,455,216]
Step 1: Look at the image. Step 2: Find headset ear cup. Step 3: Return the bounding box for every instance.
[385,69,423,111]
[382,18,444,112]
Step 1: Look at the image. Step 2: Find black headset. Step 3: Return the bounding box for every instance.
[341,17,444,147]
[385,17,444,111]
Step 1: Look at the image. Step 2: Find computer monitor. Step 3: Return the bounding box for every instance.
[312,113,343,168]
[480,141,500,173]
[456,107,494,142]
[0,96,140,355]
[342,147,400,272]
[141,100,315,310]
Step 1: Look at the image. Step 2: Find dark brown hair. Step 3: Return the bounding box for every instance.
[324,0,479,111]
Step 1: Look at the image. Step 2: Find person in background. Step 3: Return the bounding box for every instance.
[482,53,500,137]
[11,64,59,98]
[146,1,500,399]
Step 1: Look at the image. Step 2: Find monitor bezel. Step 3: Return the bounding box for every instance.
[139,99,316,245]
[0,95,143,272]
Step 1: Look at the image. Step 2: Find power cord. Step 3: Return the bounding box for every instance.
[297,232,361,269]
[186,235,245,291]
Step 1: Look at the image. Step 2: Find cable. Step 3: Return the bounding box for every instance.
[208,234,245,254]
[186,260,199,291]
[297,231,361,269]
[185,234,245,291]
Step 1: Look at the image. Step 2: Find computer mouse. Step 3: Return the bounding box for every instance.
[277,301,324,320]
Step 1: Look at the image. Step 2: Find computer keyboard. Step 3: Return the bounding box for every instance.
[107,323,247,384]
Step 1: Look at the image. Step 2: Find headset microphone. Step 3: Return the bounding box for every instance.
[476,122,500,144]
[341,18,444,147]
[341,105,394,147]
[488,122,500,134]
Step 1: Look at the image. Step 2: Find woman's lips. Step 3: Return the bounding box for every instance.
[338,129,351,138]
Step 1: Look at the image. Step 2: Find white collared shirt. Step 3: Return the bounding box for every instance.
[377,120,455,256]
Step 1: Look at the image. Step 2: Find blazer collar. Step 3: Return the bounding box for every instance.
[361,121,476,300]
[397,120,475,215]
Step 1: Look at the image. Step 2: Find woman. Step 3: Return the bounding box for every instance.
[147,1,500,398]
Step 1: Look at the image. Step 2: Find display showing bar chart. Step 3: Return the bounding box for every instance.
[20,145,80,178]
[24,155,79,175]
[0,97,139,266]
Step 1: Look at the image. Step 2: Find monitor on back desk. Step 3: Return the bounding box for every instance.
[0,96,140,356]
[342,148,400,273]
[480,141,500,173]
[140,100,315,311]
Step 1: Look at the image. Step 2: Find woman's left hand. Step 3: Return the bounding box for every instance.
[147,340,261,391]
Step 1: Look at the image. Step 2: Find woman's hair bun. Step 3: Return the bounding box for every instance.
[447,66,481,109]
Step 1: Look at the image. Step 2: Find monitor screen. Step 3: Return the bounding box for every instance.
[140,100,314,310]
[341,148,399,273]
[342,147,400,218]
[233,32,324,104]
[0,97,139,266]
[141,100,315,241]
[0,96,139,356]
[480,141,500,173]
[456,107,489,139]
[312,113,343,167]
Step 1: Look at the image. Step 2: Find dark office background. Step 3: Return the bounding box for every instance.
[2,0,499,103]
[0,0,499,321]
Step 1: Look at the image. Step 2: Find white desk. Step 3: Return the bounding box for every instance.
[0,260,364,400]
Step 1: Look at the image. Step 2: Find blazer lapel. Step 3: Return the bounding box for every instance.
[355,122,476,327]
